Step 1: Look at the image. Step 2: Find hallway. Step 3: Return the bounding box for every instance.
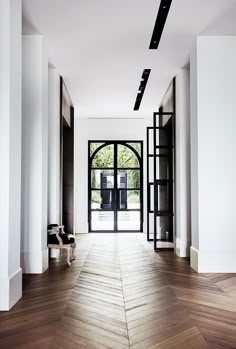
[0,234,235,349]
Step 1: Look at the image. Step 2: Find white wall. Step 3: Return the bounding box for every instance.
[74,117,149,233]
[48,68,60,224]
[175,68,191,257]
[190,36,236,272]
[0,0,22,310]
[21,35,49,273]
[190,40,199,253]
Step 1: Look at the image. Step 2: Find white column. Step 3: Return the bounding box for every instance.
[175,69,191,257]
[48,68,60,224]
[190,40,199,270]
[0,0,22,310]
[48,68,60,258]
[21,35,49,273]
[190,36,236,272]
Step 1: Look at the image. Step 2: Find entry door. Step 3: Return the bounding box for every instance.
[88,141,143,232]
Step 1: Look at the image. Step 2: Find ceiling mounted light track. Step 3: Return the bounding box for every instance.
[134,69,151,111]
[149,0,172,49]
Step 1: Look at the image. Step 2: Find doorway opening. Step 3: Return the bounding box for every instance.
[60,77,74,234]
[88,141,143,232]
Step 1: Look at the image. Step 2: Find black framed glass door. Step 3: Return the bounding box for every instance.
[88,141,143,232]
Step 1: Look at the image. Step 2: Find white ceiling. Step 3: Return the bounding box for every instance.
[22,0,236,118]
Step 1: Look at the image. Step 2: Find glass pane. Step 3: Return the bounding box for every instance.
[91,190,113,209]
[156,183,170,212]
[148,212,154,239]
[119,190,140,210]
[126,143,141,156]
[91,211,114,231]
[156,147,170,155]
[148,157,154,182]
[90,142,105,156]
[150,183,154,212]
[156,216,172,241]
[155,156,169,180]
[118,211,140,231]
[117,144,139,168]
[117,170,140,189]
[92,144,114,168]
[161,114,172,127]
[91,170,114,189]
[148,130,153,155]
[155,129,169,147]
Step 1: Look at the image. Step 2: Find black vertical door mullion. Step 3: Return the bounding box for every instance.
[114,143,118,231]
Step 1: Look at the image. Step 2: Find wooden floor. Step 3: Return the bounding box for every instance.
[0,234,236,349]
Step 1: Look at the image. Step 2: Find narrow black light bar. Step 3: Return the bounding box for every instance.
[149,0,172,49]
[134,69,151,111]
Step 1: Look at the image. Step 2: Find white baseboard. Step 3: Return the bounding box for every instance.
[190,246,199,272]
[190,247,236,273]
[175,237,190,257]
[50,248,60,258]
[198,250,236,273]
[0,268,22,311]
[42,248,49,272]
[21,248,48,274]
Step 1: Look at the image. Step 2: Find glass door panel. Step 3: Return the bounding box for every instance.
[117,211,140,231]
[118,190,140,210]
[89,141,143,232]
[157,182,170,212]
[91,190,113,210]
[91,212,114,231]
[155,156,169,180]
[91,169,114,189]
[117,144,140,168]
[117,169,140,189]
[91,144,114,168]
[156,216,171,241]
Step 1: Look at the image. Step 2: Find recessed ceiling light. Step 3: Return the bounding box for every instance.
[149,0,172,50]
[134,69,151,111]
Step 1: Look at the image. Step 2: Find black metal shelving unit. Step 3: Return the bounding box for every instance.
[146,111,174,250]
[146,127,154,241]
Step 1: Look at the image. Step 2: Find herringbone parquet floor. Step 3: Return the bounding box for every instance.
[0,234,236,349]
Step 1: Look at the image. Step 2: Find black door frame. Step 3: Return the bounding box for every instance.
[146,127,154,241]
[146,111,175,250]
[88,140,143,233]
[153,111,174,250]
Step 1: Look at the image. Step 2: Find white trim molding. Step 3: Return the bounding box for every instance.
[0,268,22,311]
[191,247,236,273]
[175,237,191,257]
[50,248,60,258]
[199,250,236,273]
[21,248,48,274]
[190,246,199,272]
